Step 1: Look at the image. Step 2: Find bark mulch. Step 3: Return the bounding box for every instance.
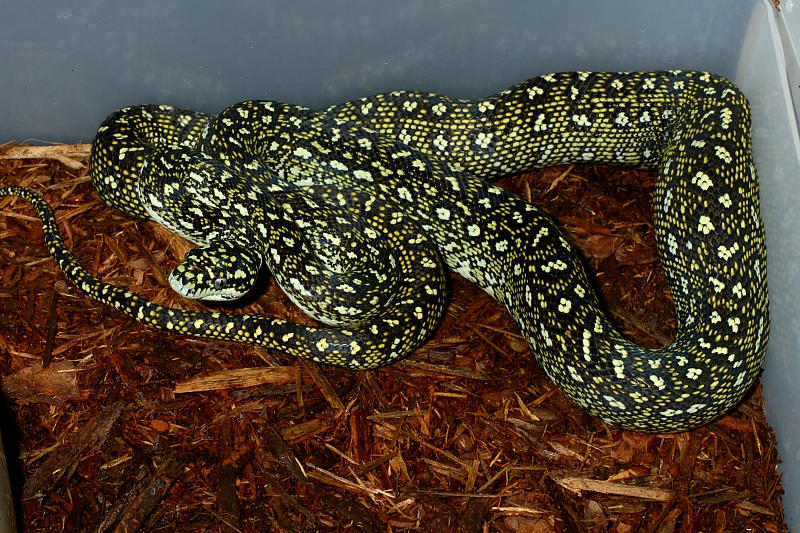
[0,145,788,532]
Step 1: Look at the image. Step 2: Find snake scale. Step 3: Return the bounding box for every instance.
[0,71,769,432]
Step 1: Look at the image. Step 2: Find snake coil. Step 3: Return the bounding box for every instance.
[1,71,769,432]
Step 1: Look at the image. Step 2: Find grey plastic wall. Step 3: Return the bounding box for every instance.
[1,0,798,529]
[750,4,800,528]
[2,0,752,142]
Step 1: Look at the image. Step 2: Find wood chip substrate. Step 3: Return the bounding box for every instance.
[0,144,789,532]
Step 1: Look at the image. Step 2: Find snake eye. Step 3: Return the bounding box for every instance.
[213,277,228,290]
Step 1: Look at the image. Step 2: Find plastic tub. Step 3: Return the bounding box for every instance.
[1,0,799,528]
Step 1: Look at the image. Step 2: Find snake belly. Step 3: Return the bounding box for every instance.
[11,71,770,432]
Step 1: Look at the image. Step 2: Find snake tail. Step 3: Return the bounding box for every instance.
[0,185,444,368]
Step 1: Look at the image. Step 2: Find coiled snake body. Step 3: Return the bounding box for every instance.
[0,71,769,432]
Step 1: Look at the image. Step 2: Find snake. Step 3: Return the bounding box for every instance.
[0,71,769,432]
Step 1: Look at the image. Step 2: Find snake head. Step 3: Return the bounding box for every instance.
[168,241,263,301]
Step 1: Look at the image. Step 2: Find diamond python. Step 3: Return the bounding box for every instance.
[0,71,770,432]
